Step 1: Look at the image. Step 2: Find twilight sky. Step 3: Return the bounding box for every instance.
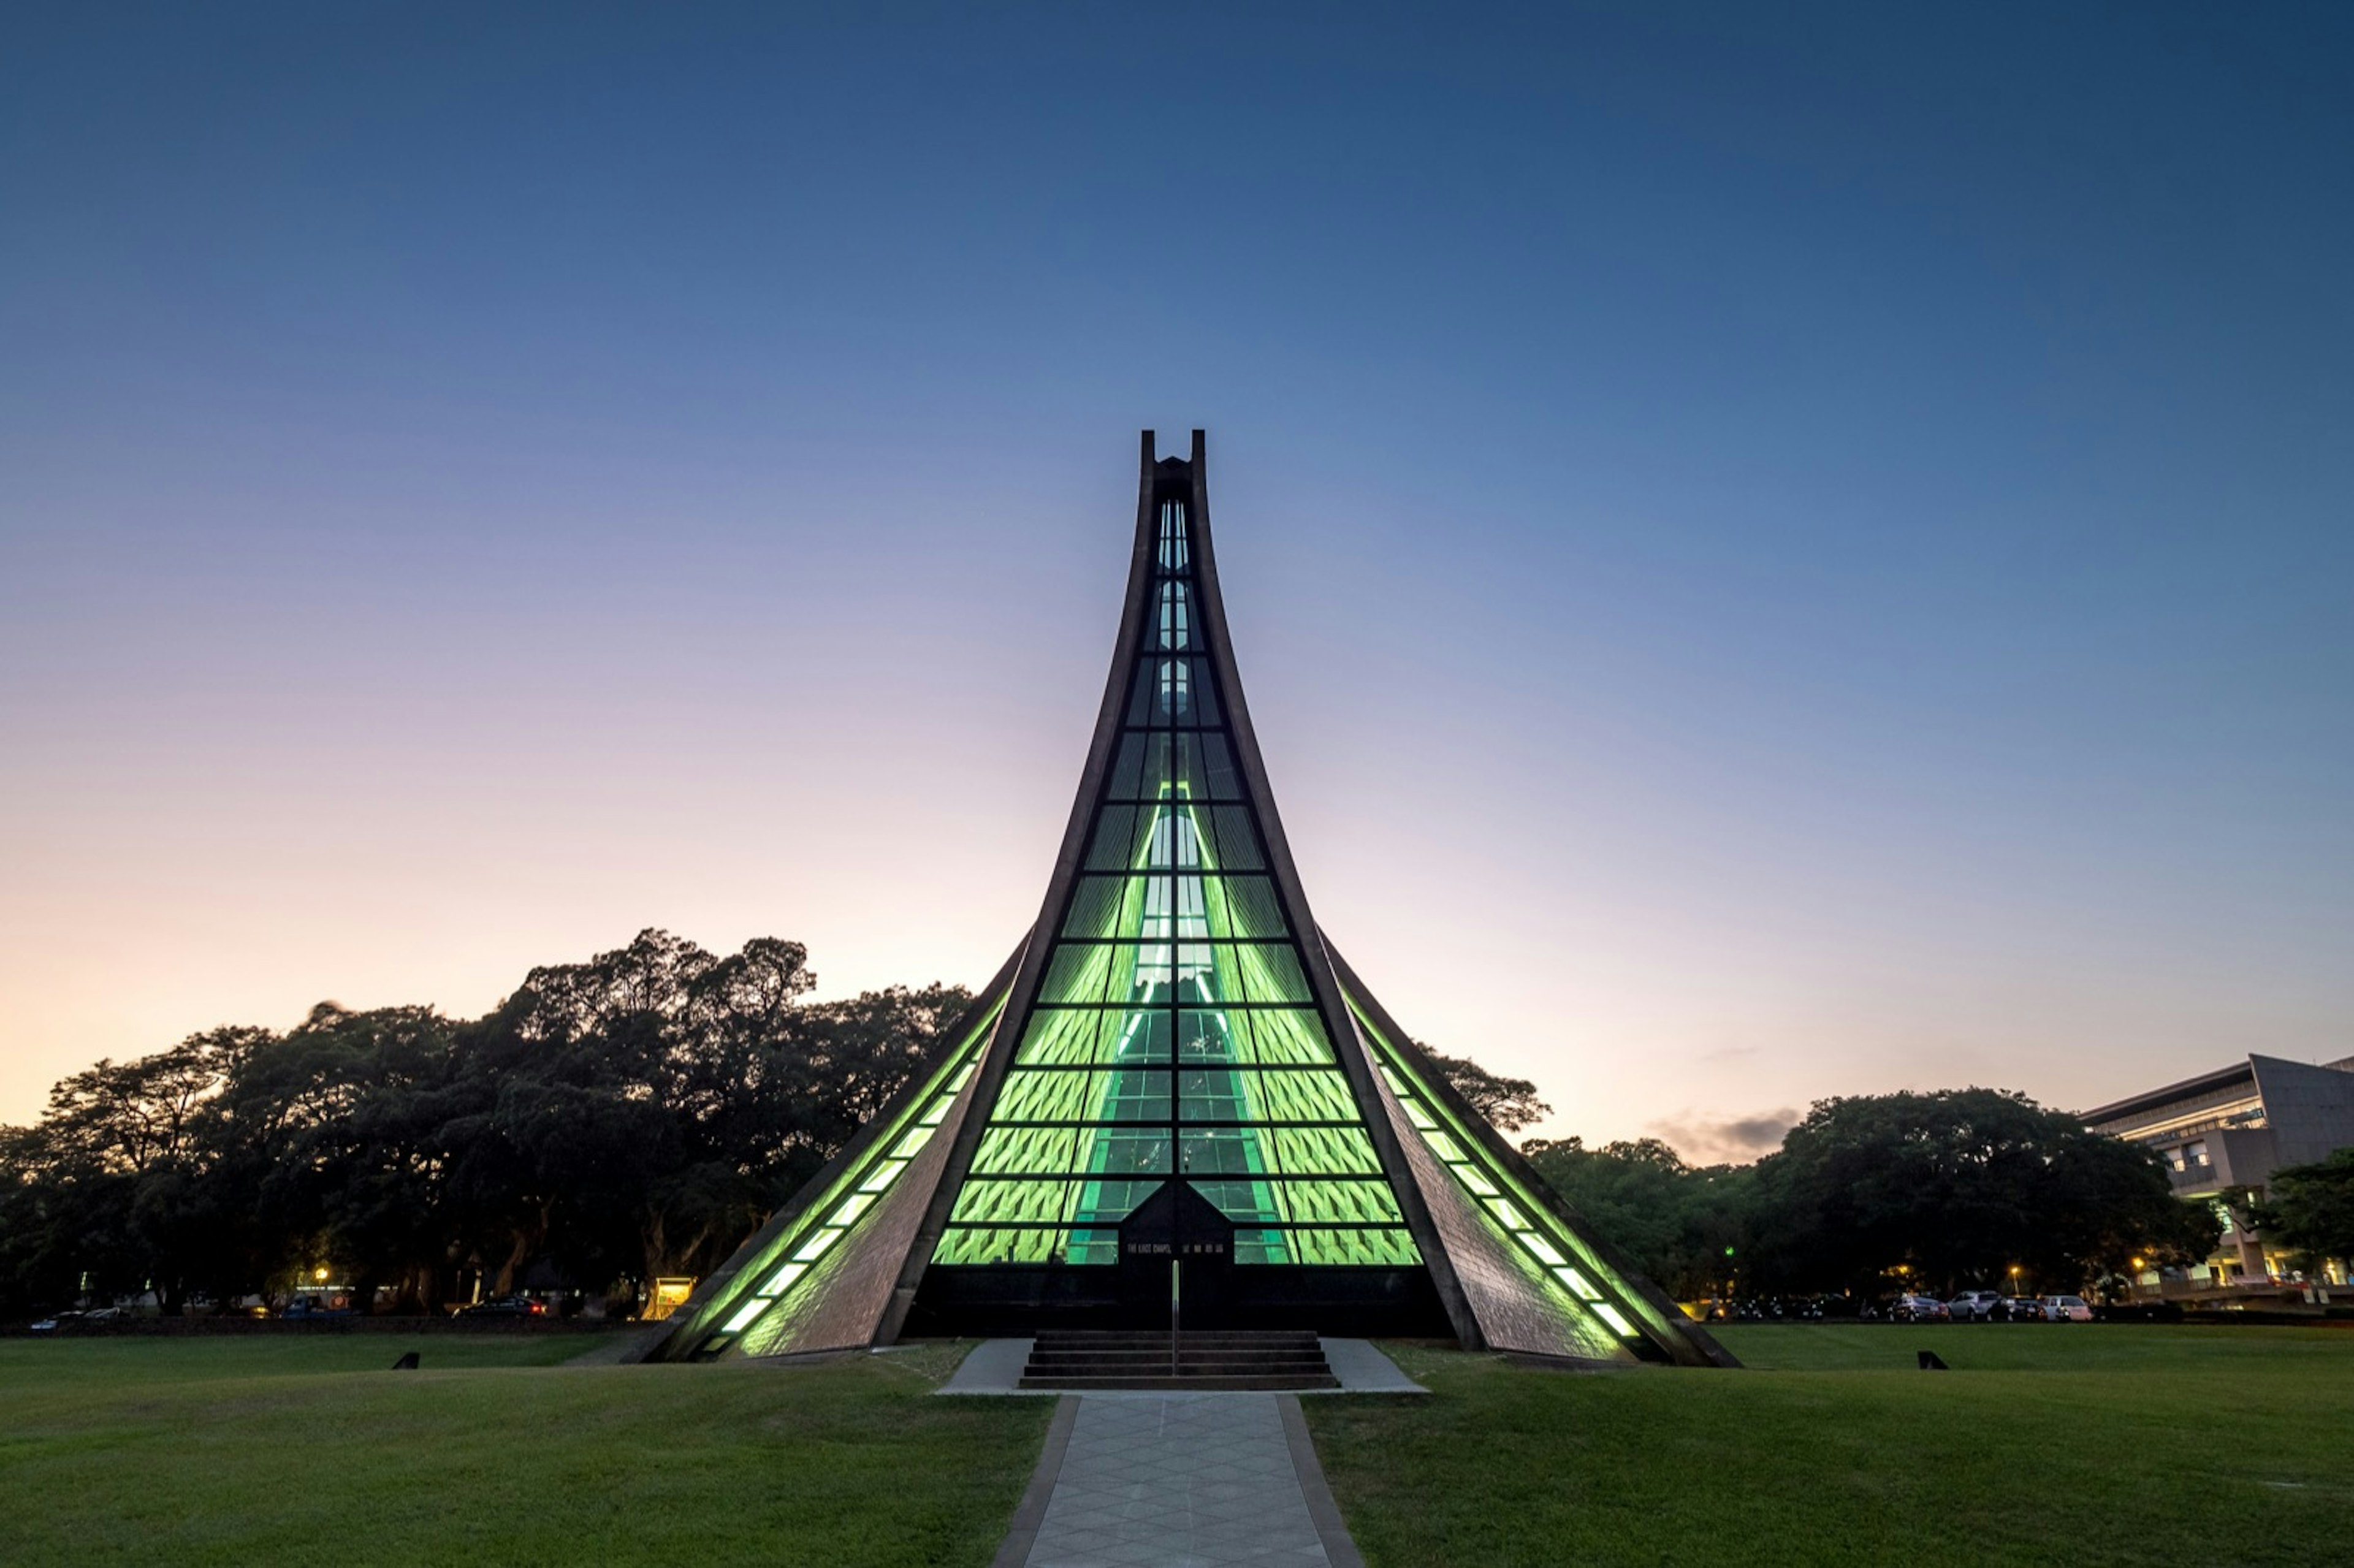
[4,4,2349,1159]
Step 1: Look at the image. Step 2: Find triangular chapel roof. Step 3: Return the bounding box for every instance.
[641,433,1732,1369]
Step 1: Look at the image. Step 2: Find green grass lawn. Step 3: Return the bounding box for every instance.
[0,1335,1049,1568]
[15,1326,2348,1567]
[1306,1325,2354,1567]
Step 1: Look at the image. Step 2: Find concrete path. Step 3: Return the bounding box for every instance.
[939,1335,1036,1393]
[994,1392,1363,1568]
[1316,1338,1425,1394]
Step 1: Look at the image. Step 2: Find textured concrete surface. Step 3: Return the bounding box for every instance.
[1011,1392,1352,1567]
[937,1335,1039,1393]
[1313,1338,1425,1394]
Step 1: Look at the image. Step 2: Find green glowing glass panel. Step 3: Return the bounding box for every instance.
[675,993,1002,1357]
[1346,989,1677,1347]
[934,497,1417,1268]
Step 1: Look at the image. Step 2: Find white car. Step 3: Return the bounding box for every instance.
[1948,1290,2002,1322]
[2040,1295,2092,1322]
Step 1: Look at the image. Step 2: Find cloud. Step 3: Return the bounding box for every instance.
[1645,1108,1799,1166]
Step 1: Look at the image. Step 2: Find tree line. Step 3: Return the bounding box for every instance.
[0,930,968,1318]
[1525,1087,2228,1301]
[1422,1052,2235,1301]
[9,931,2310,1317]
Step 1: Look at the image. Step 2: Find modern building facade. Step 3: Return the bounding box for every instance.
[2084,1054,2354,1291]
[638,432,1731,1369]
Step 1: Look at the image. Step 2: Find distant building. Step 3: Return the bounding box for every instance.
[2084,1054,2354,1292]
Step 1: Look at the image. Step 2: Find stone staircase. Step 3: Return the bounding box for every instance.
[1018,1330,1338,1391]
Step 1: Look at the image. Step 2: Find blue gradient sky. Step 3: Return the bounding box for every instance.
[4,5,2348,1157]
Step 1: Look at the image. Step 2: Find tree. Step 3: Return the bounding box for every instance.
[0,929,975,1317]
[2252,1148,2354,1273]
[1424,1048,1552,1133]
[216,1003,471,1312]
[1749,1088,2217,1295]
[6,1029,266,1312]
[1521,1136,1756,1298]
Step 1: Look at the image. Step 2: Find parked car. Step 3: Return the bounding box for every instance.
[1891,1294,1950,1322]
[28,1312,80,1334]
[1997,1296,2049,1321]
[2041,1295,2092,1322]
[455,1294,548,1319]
[280,1296,352,1320]
[1948,1290,2002,1322]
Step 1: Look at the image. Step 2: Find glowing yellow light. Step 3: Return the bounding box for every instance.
[314,1266,329,1282]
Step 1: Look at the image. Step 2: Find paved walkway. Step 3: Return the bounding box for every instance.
[994,1392,1363,1568]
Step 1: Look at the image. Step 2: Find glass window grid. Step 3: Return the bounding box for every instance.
[1013,1008,1334,1068]
[1034,942,1320,1009]
[932,1217,1411,1230]
[939,497,1420,1269]
[1099,736,1247,804]
[1061,877,1289,938]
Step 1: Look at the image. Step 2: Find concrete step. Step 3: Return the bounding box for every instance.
[1032,1328,1319,1337]
[1025,1356,1332,1370]
[1031,1333,1322,1344]
[1017,1372,1342,1391]
[1024,1345,1324,1358]
[1027,1338,1322,1352]
[1019,1329,1337,1391]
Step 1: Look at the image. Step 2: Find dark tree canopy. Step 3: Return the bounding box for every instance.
[4,962,2249,1317]
[1526,1087,2229,1301]
[2253,1148,2354,1270]
[0,931,970,1318]
[1746,1087,2218,1295]
[1425,1048,1553,1133]
[1521,1136,1754,1300]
